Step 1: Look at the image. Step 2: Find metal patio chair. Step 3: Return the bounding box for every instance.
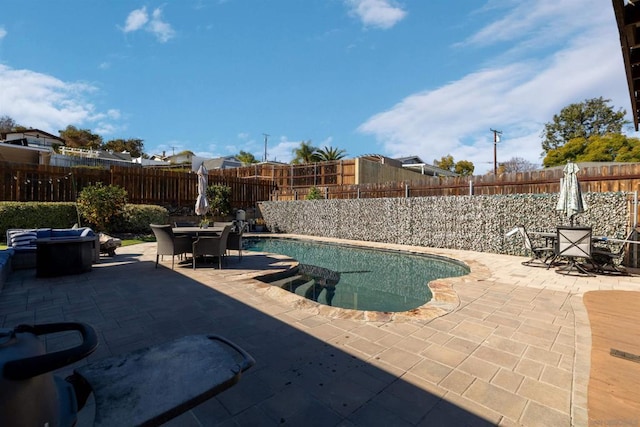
[591,230,634,275]
[516,225,556,267]
[554,226,595,276]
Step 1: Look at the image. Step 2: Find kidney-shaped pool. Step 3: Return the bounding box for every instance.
[245,238,469,313]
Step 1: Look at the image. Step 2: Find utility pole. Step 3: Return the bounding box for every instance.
[490,129,502,175]
[262,133,270,162]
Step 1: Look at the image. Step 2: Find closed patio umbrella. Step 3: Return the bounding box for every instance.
[556,162,587,226]
[195,164,209,218]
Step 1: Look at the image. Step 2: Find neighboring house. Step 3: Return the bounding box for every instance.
[0,143,53,165]
[133,156,171,167]
[1,129,65,149]
[50,147,139,168]
[149,153,169,162]
[395,155,458,177]
[166,151,195,165]
[203,156,243,170]
[0,129,62,165]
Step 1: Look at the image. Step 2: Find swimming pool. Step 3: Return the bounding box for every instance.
[245,238,469,312]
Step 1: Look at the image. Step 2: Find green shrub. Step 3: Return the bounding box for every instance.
[0,202,79,241]
[109,204,169,233]
[206,185,232,217]
[306,186,323,200]
[0,201,168,240]
[76,183,127,232]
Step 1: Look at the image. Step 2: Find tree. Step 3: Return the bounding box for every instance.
[0,115,17,133]
[543,134,640,166]
[236,150,258,164]
[291,141,320,164]
[433,155,455,172]
[454,160,474,176]
[102,138,145,158]
[434,154,474,176]
[316,146,346,161]
[59,125,103,149]
[500,157,538,173]
[541,97,629,153]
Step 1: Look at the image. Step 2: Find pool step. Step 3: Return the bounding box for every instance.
[267,275,304,288]
[294,279,316,297]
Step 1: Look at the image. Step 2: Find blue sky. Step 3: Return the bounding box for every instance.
[0,0,634,173]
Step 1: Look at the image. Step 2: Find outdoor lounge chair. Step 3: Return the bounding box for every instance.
[554,226,595,276]
[150,224,193,269]
[516,225,555,267]
[192,225,232,269]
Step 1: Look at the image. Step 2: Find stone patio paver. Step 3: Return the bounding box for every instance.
[1,235,639,426]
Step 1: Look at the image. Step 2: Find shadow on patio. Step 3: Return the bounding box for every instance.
[1,245,496,426]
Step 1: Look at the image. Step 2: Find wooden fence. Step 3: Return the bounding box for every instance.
[3,161,640,213]
[271,163,640,200]
[210,160,356,188]
[0,162,274,210]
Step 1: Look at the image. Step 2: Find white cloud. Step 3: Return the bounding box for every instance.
[318,136,334,148]
[148,8,176,43]
[0,27,7,40]
[121,7,175,43]
[267,136,300,163]
[0,64,121,136]
[357,1,628,174]
[462,0,607,50]
[344,0,407,30]
[123,7,149,33]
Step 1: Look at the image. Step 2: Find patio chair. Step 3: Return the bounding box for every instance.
[192,225,232,269]
[150,224,193,269]
[226,227,244,261]
[554,226,595,276]
[591,230,634,275]
[516,225,555,267]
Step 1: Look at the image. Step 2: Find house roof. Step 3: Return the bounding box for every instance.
[395,155,426,165]
[1,128,64,142]
[613,0,640,130]
[203,156,243,170]
[358,154,458,176]
[401,163,458,177]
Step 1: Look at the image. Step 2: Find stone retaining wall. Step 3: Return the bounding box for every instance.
[258,192,630,256]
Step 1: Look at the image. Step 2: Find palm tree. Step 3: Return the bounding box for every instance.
[236,150,258,164]
[291,141,320,164]
[316,146,346,161]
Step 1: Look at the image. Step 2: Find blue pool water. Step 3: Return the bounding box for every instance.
[245,238,469,312]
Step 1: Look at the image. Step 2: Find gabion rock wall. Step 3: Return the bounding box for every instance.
[258,192,630,256]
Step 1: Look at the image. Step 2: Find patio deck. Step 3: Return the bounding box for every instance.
[1,235,639,426]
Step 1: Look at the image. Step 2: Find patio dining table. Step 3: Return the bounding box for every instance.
[172,226,224,238]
